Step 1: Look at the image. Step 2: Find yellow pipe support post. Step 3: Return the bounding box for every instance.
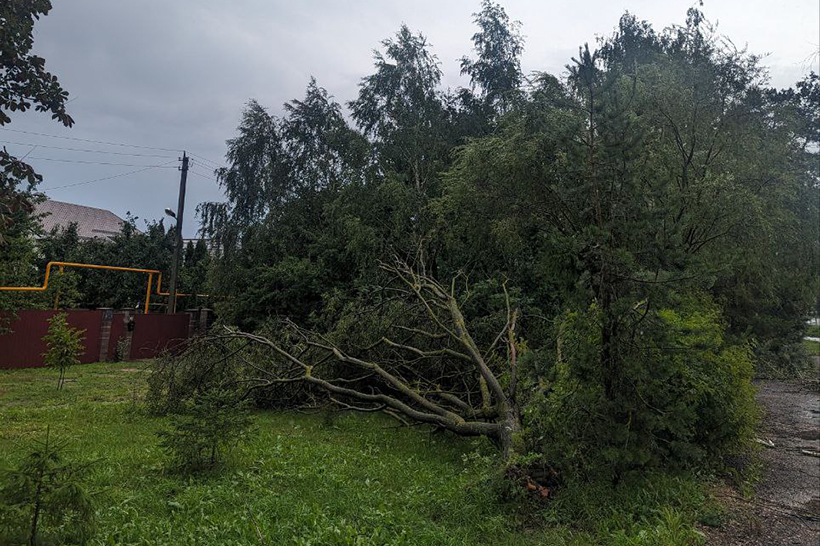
[53,265,65,310]
[153,272,209,299]
[145,273,153,314]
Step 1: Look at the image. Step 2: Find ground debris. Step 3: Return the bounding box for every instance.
[705,380,820,546]
[754,437,775,448]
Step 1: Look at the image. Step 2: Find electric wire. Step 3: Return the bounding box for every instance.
[0,127,183,153]
[1,127,223,189]
[190,162,218,175]
[189,160,220,178]
[189,168,217,182]
[0,139,176,158]
[18,145,37,160]
[41,160,177,191]
[188,152,222,168]
[28,157,180,168]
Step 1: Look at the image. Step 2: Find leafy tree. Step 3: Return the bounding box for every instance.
[0,189,40,331]
[0,428,95,545]
[522,293,757,479]
[41,312,85,390]
[429,8,814,475]
[460,0,524,116]
[153,260,526,459]
[349,25,448,193]
[715,71,820,370]
[199,81,373,328]
[0,0,73,128]
[0,0,73,243]
[283,78,369,194]
[180,238,211,308]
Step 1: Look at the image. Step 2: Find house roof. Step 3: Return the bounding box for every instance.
[35,199,128,240]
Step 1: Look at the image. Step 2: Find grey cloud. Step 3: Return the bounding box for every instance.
[4,0,815,237]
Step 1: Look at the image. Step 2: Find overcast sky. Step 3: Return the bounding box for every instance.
[4,0,818,237]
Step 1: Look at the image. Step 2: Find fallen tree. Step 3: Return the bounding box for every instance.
[151,258,524,459]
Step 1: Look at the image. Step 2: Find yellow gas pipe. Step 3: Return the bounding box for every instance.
[0,261,209,313]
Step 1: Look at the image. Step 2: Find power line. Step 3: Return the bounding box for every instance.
[190,172,216,182]
[0,129,220,173]
[189,168,217,182]
[19,144,37,160]
[0,127,183,153]
[188,152,221,168]
[190,162,220,175]
[41,160,177,191]
[0,139,176,158]
[189,163,218,176]
[28,156,180,168]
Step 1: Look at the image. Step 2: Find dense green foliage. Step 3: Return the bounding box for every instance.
[0,189,42,331]
[41,312,85,390]
[521,295,757,479]
[195,2,815,483]
[0,363,727,545]
[202,5,817,359]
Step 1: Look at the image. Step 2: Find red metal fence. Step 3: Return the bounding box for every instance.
[0,310,103,369]
[0,309,204,369]
[130,313,190,360]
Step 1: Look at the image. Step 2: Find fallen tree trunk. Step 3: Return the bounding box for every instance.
[160,258,525,459]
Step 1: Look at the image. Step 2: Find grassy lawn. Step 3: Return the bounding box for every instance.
[0,363,714,545]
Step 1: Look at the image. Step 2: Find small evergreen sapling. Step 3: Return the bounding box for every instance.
[157,388,253,472]
[41,313,85,390]
[0,428,95,545]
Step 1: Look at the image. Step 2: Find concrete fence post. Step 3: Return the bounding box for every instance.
[98,308,114,362]
[121,310,134,361]
[185,309,199,336]
[199,308,212,331]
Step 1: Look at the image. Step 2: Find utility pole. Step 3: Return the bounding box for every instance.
[167,152,188,314]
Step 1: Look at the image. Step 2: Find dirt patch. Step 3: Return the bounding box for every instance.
[706,379,820,545]
[795,429,820,441]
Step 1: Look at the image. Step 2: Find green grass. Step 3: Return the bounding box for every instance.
[0,363,714,545]
[806,324,820,338]
[803,338,820,355]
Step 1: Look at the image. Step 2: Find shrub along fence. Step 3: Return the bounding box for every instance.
[0,308,212,369]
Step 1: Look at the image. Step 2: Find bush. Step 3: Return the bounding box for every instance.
[752,339,813,378]
[520,293,757,480]
[0,429,95,545]
[157,388,253,473]
[41,313,85,390]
